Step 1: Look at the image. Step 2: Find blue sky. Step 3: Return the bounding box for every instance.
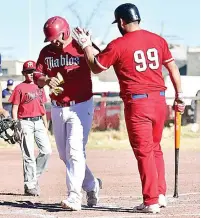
[0,0,199,61]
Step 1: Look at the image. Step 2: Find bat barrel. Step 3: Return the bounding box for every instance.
[173,111,181,198]
[173,148,179,198]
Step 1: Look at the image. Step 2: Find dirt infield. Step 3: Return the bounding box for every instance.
[0,144,200,218]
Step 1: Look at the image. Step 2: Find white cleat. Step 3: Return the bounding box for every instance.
[133,203,160,214]
[159,194,167,208]
[87,178,102,207]
[61,197,81,211]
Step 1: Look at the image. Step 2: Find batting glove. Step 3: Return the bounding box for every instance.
[72,27,92,49]
[174,92,186,114]
[51,87,64,96]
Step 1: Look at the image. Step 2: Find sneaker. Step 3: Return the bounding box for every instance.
[159,194,167,208]
[86,178,102,207]
[61,197,81,211]
[24,188,39,196]
[133,203,160,214]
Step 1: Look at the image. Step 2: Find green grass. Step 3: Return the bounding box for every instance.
[87,124,200,151]
[0,124,199,151]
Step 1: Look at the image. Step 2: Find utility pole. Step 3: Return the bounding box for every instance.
[160,21,183,42]
[28,0,32,59]
[45,0,48,20]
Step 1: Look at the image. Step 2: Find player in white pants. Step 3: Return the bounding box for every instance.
[34,16,102,210]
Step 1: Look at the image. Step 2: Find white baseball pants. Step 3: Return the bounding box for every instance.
[51,97,97,199]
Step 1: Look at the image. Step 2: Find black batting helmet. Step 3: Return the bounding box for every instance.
[112,3,141,24]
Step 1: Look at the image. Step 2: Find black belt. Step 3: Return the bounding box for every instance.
[22,116,42,121]
[51,99,86,107]
[52,100,76,107]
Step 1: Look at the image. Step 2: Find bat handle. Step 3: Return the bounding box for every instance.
[92,42,101,53]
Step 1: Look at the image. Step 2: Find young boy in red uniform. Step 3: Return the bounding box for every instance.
[9,60,52,196]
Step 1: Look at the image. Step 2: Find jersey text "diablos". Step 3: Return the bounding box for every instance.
[45,55,80,70]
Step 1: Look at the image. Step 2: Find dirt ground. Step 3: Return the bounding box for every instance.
[0,141,200,218]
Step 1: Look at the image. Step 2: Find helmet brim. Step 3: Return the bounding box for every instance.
[44,34,59,43]
[112,20,117,24]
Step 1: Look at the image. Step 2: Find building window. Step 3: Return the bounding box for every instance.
[1,68,8,75]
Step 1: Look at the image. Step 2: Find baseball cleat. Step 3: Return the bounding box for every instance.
[133,203,160,214]
[86,178,102,207]
[24,188,39,196]
[158,194,167,208]
[61,197,81,211]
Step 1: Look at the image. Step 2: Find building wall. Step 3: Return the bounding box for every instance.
[1,60,24,75]
[187,48,200,76]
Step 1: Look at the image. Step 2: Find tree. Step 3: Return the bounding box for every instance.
[61,0,104,28]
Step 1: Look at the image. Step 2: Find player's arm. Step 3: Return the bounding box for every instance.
[83,46,102,73]
[9,87,21,119]
[42,112,48,129]
[12,104,19,120]
[165,61,182,94]
[35,52,61,89]
[41,90,48,129]
[84,46,102,74]
[34,54,50,88]
[84,42,118,74]
[162,39,183,96]
[162,39,185,112]
[73,27,118,74]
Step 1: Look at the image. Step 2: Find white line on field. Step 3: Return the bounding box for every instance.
[168,204,200,207]
[0,210,56,218]
[100,192,200,199]
[85,214,200,218]
[0,192,199,218]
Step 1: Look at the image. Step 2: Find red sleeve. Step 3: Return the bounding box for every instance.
[9,87,21,105]
[34,50,46,84]
[162,38,174,65]
[96,41,119,70]
[36,50,45,73]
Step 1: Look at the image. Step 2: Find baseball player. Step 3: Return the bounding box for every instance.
[73,3,185,214]
[0,83,9,117]
[34,16,102,211]
[2,79,14,117]
[9,60,52,196]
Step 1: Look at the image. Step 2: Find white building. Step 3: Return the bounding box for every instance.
[1,60,24,76]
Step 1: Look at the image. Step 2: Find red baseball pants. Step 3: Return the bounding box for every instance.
[124,91,167,206]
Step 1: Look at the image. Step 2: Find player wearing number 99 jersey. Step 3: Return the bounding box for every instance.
[96,30,173,96]
[72,3,185,214]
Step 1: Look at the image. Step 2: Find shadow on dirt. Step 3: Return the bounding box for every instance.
[0,201,135,213]
[0,192,24,196]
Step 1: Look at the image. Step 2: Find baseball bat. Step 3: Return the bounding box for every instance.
[92,41,102,53]
[71,28,102,53]
[173,110,181,198]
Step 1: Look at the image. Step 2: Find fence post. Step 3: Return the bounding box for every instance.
[195,92,200,125]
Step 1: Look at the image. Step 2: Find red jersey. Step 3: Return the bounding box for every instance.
[9,82,47,119]
[96,30,174,96]
[36,39,92,103]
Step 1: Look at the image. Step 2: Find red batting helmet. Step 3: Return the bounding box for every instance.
[43,16,70,42]
[22,60,36,72]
